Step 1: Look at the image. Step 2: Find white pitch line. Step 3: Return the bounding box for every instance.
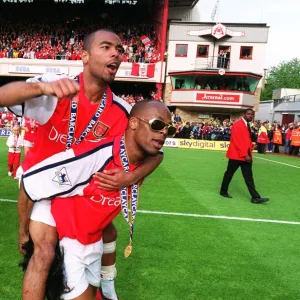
[254,156,300,169]
[138,210,300,225]
[0,198,18,203]
[1,198,300,226]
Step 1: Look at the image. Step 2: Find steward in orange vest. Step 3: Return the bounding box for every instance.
[289,126,300,156]
[291,128,300,146]
[273,128,282,145]
[273,126,282,153]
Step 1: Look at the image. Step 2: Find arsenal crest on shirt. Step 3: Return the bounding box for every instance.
[93,121,109,138]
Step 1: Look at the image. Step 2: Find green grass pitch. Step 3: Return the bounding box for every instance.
[0,138,300,300]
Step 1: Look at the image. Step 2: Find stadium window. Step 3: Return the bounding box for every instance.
[175,44,188,57]
[240,46,253,60]
[175,79,185,89]
[196,45,209,58]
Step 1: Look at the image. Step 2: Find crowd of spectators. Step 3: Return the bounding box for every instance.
[171,112,300,156]
[253,120,300,156]
[172,113,233,141]
[175,79,251,92]
[120,91,162,106]
[0,108,20,129]
[0,19,160,62]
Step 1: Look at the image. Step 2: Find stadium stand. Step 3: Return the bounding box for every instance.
[0,0,159,62]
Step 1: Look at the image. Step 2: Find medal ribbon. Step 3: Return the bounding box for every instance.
[14,135,17,147]
[119,135,139,258]
[14,135,21,152]
[65,80,107,150]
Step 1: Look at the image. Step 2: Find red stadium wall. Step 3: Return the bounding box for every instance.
[153,0,168,61]
[153,0,168,98]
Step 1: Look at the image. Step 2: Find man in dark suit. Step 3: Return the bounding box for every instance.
[220,109,269,204]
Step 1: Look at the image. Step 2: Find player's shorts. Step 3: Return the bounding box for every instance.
[60,237,103,299]
[23,140,34,148]
[30,200,56,227]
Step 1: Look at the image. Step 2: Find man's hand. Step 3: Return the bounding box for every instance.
[18,228,29,255]
[245,155,252,163]
[93,169,134,191]
[38,78,81,100]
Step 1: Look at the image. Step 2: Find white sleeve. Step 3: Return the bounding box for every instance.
[9,73,71,125]
[22,142,114,201]
[112,93,132,117]
[6,135,14,148]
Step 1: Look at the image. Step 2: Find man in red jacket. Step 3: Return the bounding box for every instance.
[220,109,269,204]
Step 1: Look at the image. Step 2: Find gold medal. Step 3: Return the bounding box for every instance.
[120,136,139,259]
[124,245,132,258]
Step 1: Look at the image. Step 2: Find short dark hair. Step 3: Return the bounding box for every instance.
[130,100,151,118]
[83,29,118,52]
[129,100,169,119]
[243,108,254,114]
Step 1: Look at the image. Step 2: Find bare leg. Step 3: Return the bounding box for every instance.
[102,222,117,266]
[100,222,118,300]
[22,221,57,300]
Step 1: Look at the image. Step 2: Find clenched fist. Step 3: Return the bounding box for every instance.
[38,78,81,100]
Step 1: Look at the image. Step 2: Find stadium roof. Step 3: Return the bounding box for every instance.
[274,102,300,112]
[3,0,200,8]
[169,0,199,8]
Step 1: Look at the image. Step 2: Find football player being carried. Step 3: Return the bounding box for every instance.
[21,101,175,299]
[0,29,163,300]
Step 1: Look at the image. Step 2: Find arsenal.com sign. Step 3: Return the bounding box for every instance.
[196,93,240,103]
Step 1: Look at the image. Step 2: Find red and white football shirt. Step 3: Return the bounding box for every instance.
[9,72,131,171]
[22,136,139,245]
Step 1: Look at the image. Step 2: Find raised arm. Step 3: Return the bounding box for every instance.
[0,75,80,126]
[0,81,43,107]
[0,75,80,108]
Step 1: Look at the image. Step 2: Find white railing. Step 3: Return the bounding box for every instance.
[194,56,230,70]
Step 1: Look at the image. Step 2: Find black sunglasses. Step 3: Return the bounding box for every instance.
[137,117,176,136]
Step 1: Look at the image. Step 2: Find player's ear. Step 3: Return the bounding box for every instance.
[129,117,138,130]
[81,50,89,64]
